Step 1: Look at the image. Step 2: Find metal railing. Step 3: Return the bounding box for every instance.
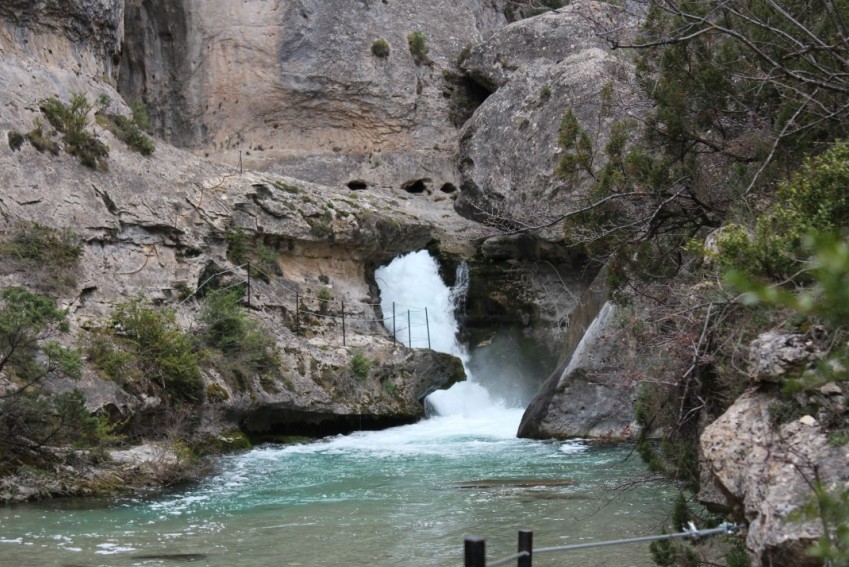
[464,523,742,566]
[179,262,432,348]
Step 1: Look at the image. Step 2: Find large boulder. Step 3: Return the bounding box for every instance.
[455,0,643,233]
[748,329,826,383]
[518,274,637,440]
[699,389,849,567]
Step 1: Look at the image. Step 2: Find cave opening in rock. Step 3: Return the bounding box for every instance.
[401,178,431,194]
[439,183,457,194]
[347,180,368,191]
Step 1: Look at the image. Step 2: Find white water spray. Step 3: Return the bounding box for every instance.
[375,251,518,421]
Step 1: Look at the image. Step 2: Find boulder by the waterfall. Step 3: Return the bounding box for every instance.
[455,0,644,231]
[518,299,637,441]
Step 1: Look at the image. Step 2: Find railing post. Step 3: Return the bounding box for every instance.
[392,302,396,345]
[425,307,431,349]
[465,537,485,567]
[407,310,412,348]
[342,301,346,346]
[295,292,300,333]
[518,530,533,567]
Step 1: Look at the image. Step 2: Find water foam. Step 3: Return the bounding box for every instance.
[376,250,517,419]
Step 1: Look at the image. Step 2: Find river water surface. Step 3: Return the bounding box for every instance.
[0,413,672,567]
[0,251,673,566]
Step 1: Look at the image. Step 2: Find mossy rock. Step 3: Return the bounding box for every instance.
[193,428,252,456]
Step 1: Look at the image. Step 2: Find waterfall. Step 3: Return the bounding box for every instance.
[450,261,470,315]
[375,251,513,420]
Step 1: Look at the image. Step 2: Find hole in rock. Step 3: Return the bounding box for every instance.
[440,183,457,194]
[401,178,431,194]
[347,180,368,191]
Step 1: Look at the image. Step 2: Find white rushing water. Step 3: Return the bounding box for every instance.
[375,250,516,419]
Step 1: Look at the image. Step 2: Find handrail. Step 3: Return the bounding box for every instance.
[181,262,434,349]
[465,523,742,567]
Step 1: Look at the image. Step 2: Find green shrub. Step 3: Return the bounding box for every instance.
[206,383,230,402]
[371,38,390,58]
[198,289,280,389]
[130,100,152,132]
[8,131,24,151]
[95,299,203,403]
[97,111,155,156]
[112,114,155,156]
[0,390,100,473]
[0,222,83,293]
[0,287,79,386]
[540,84,551,101]
[226,228,281,280]
[716,141,849,279]
[273,180,302,194]
[316,287,333,314]
[407,31,429,64]
[25,118,59,155]
[39,93,109,170]
[383,380,397,396]
[351,350,371,380]
[0,287,90,473]
[308,212,334,239]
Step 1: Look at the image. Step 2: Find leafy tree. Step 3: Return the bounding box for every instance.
[0,287,79,395]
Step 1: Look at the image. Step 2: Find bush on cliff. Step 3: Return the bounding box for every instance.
[95,96,156,157]
[407,31,429,64]
[39,93,109,170]
[0,222,83,294]
[371,38,390,58]
[0,287,96,474]
[89,299,203,404]
[197,289,280,389]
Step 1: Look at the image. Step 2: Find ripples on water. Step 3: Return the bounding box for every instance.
[0,412,673,567]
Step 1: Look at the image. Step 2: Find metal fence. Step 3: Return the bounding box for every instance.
[181,263,432,348]
[464,523,742,566]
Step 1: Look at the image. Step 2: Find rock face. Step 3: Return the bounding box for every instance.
[0,0,653,500]
[699,389,849,567]
[0,0,470,447]
[518,272,637,440]
[118,0,507,194]
[462,232,596,368]
[455,0,643,230]
[748,329,826,383]
[0,0,123,80]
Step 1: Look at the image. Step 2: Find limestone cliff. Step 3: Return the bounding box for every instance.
[0,0,472,464]
[118,0,507,195]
